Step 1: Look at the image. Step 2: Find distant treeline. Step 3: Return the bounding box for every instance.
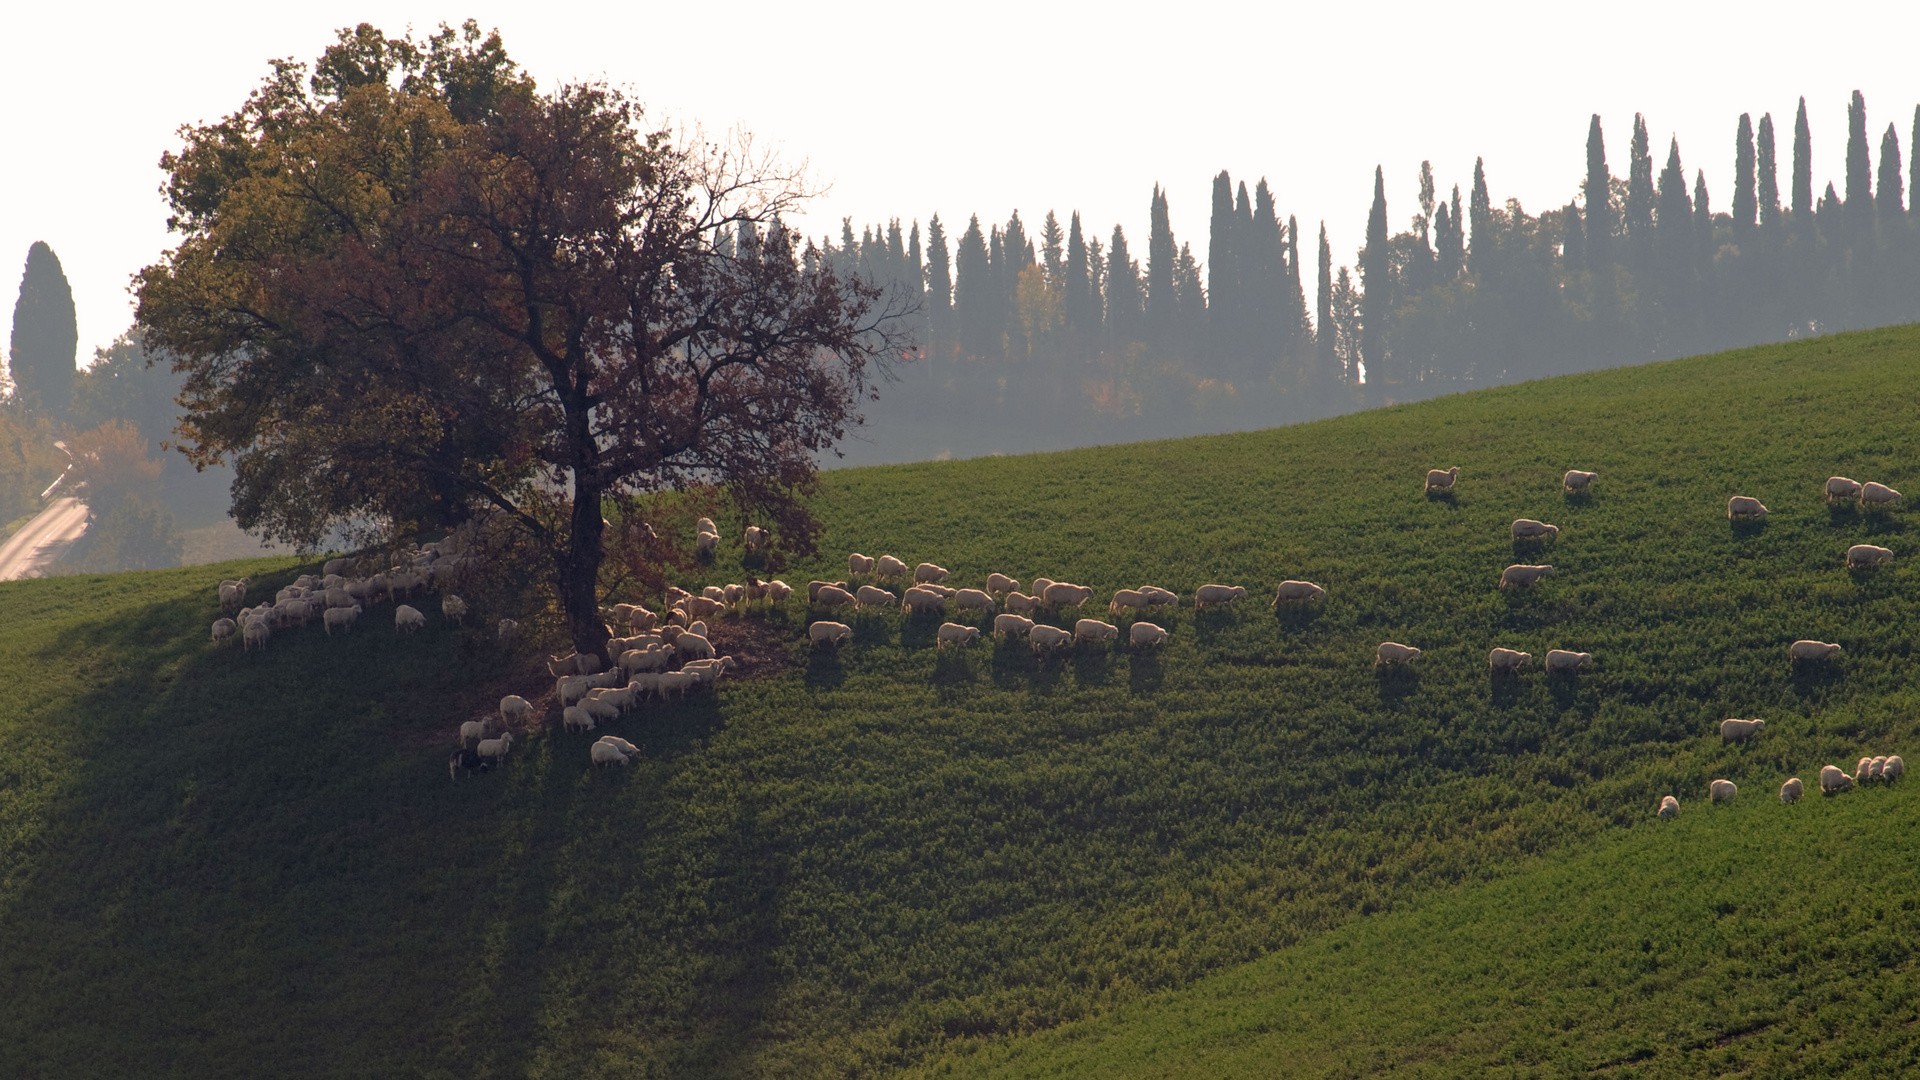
[816,92,1920,464]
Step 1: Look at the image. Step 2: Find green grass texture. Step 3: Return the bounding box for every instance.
[3,325,1918,1077]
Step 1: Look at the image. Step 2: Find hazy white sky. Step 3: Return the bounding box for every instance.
[4,1,1917,359]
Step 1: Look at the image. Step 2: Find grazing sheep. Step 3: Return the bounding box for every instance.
[1856,757,1875,783]
[655,670,697,700]
[323,558,354,577]
[1820,764,1854,794]
[937,622,982,648]
[809,620,853,646]
[1883,755,1905,781]
[394,605,426,634]
[1719,718,1766,743]
[1780,777,1804,804]
[1109,589,1151,616]
[701,585,727,602]
[994,613,1035,638]
[1545,649,1591,673]
[849,552,876,576]
[813,585,858,609]
[1029,624,1073,652]
[986,573,1020,595]
[1789,640,1843,662]
[1870,755,1888,781]
[1826,476,1862,502]
[1029,578,1056,602]
[696,530,720,556]
[1727,495,1769,520]
[323,604,362,635]
[242,619,271,651]
[497,618,519,642]
[1043,583,1095,610]
[696,517,717,534]
[744,525,770,551]
[902,587,948,615]
[590,741,630,767]
[1425,466,1460,493]
[211,618,236,645]
[722,583,746,607]
[681,657,736,686]
[1074,618,1120,643]
[1488,647,1532,673]
[1710,779,1737,803]
[684,596,726,619]
[1511,519,1559,540]
[562,705,597,733]
[875,555,908,580]
[1563,470,1597,492]
[598,735,642,756]
[1376,642,1421,665]
[547,652,603,677]
[579,694,620,724]
[1658,795,1679,820]
[459,719,490,747]
[766,580,793,604]
[556,675,595,706]
[322,586,354,609]
[953,588,997,616]
[1194,584,1247,610]
[1129,621,1168,648]
[1271,580,1326,604]
[1499,565,1556,588]
[1861,482,1902,507]
[1846,544,1893,569]
[915,562,951,585]
[1138,586,1179,607]
[855,585,896,610]
[676,633,717,660]
[921,584,958,598]
[449,748,489,779]
[807,579,848,602]
[500,695,533,726]
[1005,591,1041,614]
[476,731,515,766]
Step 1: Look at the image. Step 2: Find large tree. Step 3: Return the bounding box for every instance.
[10,241,78,421]
[135,23,898,658]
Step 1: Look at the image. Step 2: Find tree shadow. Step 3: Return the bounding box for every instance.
[1071,643,1112,686]
[1728,518,1767,539]
[1375,664,1418,708]
[803,645,846,688]
[1127,650,1164,694]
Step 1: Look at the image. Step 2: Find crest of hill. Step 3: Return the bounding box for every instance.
[1,325,1917,1077]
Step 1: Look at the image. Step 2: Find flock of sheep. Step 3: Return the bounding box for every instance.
[210,539,492,653]
[1658,719,1905,821]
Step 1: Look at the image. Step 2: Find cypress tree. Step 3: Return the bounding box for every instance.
[1733,113,1757,238]
[1562,200,1585,273]
[1286,213,1308,348]
[1040,211,1065,282]
[954,215,991,358]
[1250,180,1285,361]
[1207,171,1236,364]
[1316,221,1335,371]
[1846,90,1873,235]
[1233,182,1254,360]
[925,215,953,356]
[1146,185,1177,348]
[1657,138,1691,238]
[1792,97,1813,218]
[1064,212,1090,353]
[1174,242,1206,361]
[1913,106,1920,218]
[9,241,78,420]
[1626,114,1656,245]
[1360,166,1391,382]
[1757,113,1781,228]
[1877,123,1904,218]
[1407,162,1437,294]
[1105,225,1140,348]
[1468,158,1494,275]
[1435,185,1464,280]
[1585,115,1615,264]
[1693,169,1713,276]
[1816,181,1842,235]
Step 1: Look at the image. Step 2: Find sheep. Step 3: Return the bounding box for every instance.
[1425,466,1461,493]
[243,619,271,651]
[1488,647,1532,673]
[580,695,620,724]
[1041,583,1094,610]
[218,577,251,613]
[902,587,948,615]
[1194,584,1247,610]
[1029,624,1073,652]
[590,740,631,767]
[1861,481,1902,507]
[655,670,698,700]
[807,579,849,602]
[696,530,720,556]
[1820,764,1854,794]
[1657,795,1679,820]
[500,695,533,726]
[547,652,604,677]
[1510,519,1559,540]
[1129,621,1168,648]
[629,672,663,699]
[1884,755,1906,782]
[1789,640,1843,663]
[682,657,737,685]
[556,675,596,706]
[1563,470,1597,492]
[1826,476,1862,502]
[702,585,728,602]
[1074,618,1119,643]
[1271,580,1326,604]
[1845,544,1893,569]
[994,613,1035,638]
[211,618,236,645]
[664,586,693,606]
[1376,642,1421,665]
[874,555,908,580]
[855,585,897,610]
[449,748,489,779]
[1727,495,1769,520]
[627,605,658,631]
[622,646,670,673]
[562,705,598,733]
[684,596,726,619]
[1029,578,1056,602]
[598,735,642,756]
[953,588,997,617]
[986,573,1020,595]
[1138,586,1179,607]
[1499,564,1556,588]
[323,558,355,577]
[937,622,982,648]
[744,525,770,551]
[1856,757,1875,783]
[1710,778,1737,803]
[915,562,951,585]
[766,580,793,604]
[1719,718,1766,743]
[717,583,743,608]
[477,731,515,765]
[395,605,426,634]
[677,633,717,660]
[1870,755,1888,781]
[1004,591,1041,615]
[1109,589,1151,616]
[1545,649,1591,673]
[809,620,853,646]
[1780,777,1804,804]
[497,618,519,642]
[808,585,854,610]
[323,587,354,609]
[460,719,490,746]
[320,603,357,634]
[849,552,876,576]
[696,517,717,534]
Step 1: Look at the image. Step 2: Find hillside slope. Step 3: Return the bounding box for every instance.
[4,326,1920,1077]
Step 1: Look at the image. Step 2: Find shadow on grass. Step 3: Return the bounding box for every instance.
[1489,669,1530,708]
[1192,605,1240,641]
[990,638,1037,688]
[1547,670,1581,711]
[1859,509,1907,537]
[1789,659,1845,698]
[1071,642,1112,687]
[1375,664,1418,708]
[1127,650,1164,694]
[1272,602,1324,633]
[1510,537,1553,562]
[805,644,847,688]
[1425,489,1458,506]
[931,648,976,688]
[1828,503,1860,528]
[1729,518,1767,539]
[899,610,941,651]
[1562,490,1593,509]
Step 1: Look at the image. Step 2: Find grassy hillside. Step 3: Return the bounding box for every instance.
[3,325,1920,1077]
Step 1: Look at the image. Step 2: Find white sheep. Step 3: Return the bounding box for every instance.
[684,596,726,619]
[986,573,1020,595]
[953,589,997,616]
[809,620,852,646]
[243,618,271,651]
[902,587,947,615]
[1271,581,1326,604]
[1129,621,1168,648]
[807,579,848,602]
[562,705,597,733]
[1727,495,1769,520]
[1029,578,1056,602]
[722,583,746,607]
[744,525,770,551]
[1004,591,1041,615]
[1488,647,1532,673]
[1658,795,1679,820]
[1789,640,1843,662]
[937,622,981,648]
[875,555,908,580]
[1845,544,1893,569]
[590,740,630,767]
[1074,618,1119,643]
[1855,757,1875,783]
[1884,755,1906,782]
[1719,718,1766,743]
[1545,649,1591,673]
[1710,778,1737,803]
[1029,624,1073,652]
[994,613,1035,638]
[497,618,519,642]
[1860,481,1902,507]
[1425,466,1460,493]
[459,719,490,746]
[1109,589,1150,615]
[766,580,793,604]
[677,633,717,660]
[1780,777,1804,804]
[1510,519,1559,540]
[580,696,619,724]
[915,562,951,584]
[1194,584,1247,610]
[1826,476,1862,502]
[1043,583,1095,610]
[1820,764,1854,794]
[855,585,897,610]
[702,585,727,602]
[1138,586,1179,607]
[395,605,426,634]
[655,670,697,700]
[1375,642,1421,665]
[1870,755,1888,781]
[500,695,533,726]
[696,516,717,534]
[1499,565,1556,588]
[849,552,876,576]
[598,735,642,756]
[556,675,595,706]
[1563,470,1597,492]
[696,530,720,556]
[211,618,236,645]
[477,731,515,765]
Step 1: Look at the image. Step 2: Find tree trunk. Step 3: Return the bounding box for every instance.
[561,474,611,663]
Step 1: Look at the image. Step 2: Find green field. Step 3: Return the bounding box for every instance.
[3,325,1919,1077]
